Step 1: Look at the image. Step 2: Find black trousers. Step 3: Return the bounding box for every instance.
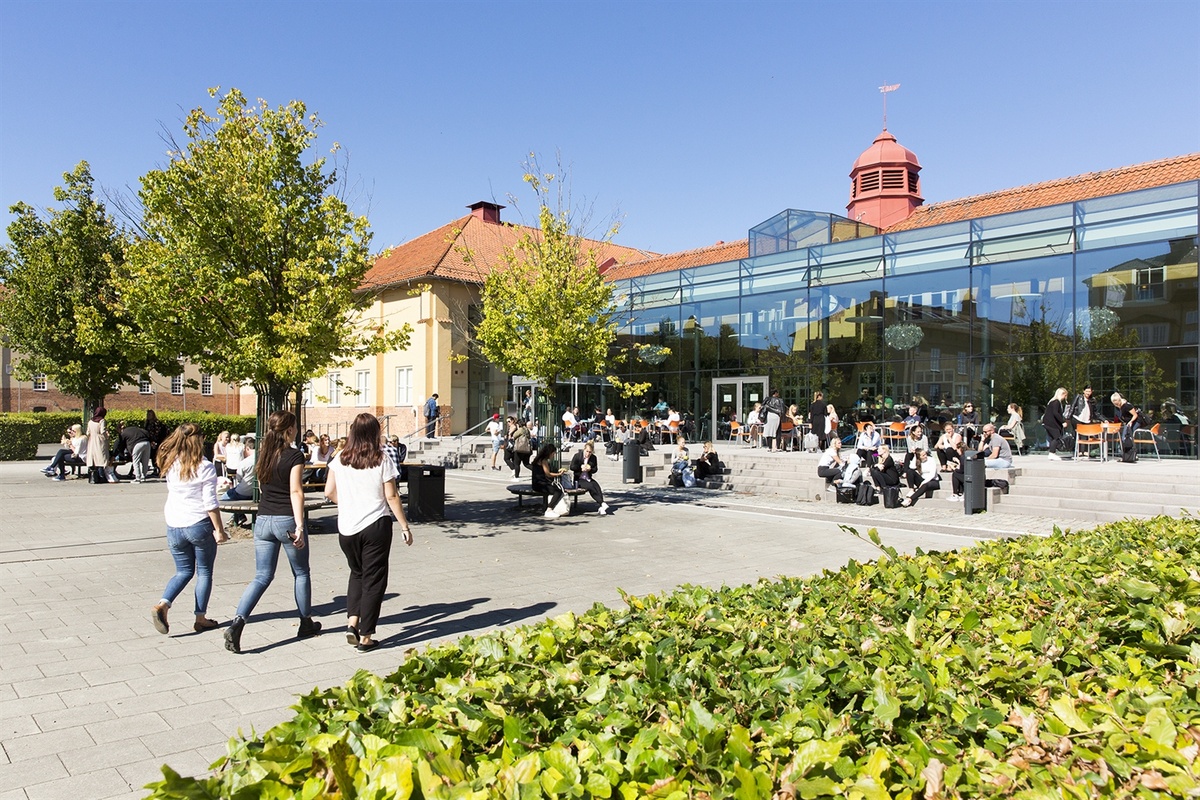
[905,480,939,507]
[870,466,900,488]
[339,516,393,636]
[817,465,841,484]
[1045,422,1064,454]
[506,449,532,477]
[578,477,604,505]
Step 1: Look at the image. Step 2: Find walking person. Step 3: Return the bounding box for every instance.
[151,424,228,635]
[508,417,533,478]
[224,411,321,654]
[1042,387,1069,460]
[323,413,414,651]
[487,413,506,470]
[423,394,439,439]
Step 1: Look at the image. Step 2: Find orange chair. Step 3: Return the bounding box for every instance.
[728,420,748,444]
[882,421,908,452]
[779,419,796,450]
[1073,423,1104,460]
[1132,423,1161,461]
[661,420,680,444]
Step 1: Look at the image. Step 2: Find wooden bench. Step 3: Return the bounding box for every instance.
[216,494,333,528]
[506,484,587,513]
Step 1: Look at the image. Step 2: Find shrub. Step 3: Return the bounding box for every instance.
[0,411,255,460]
[147,517,1200,798]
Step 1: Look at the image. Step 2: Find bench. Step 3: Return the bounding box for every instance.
[506,483,588,514]
[216,494,333,528]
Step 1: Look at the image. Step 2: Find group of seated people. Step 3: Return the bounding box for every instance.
[817,420,1012,508]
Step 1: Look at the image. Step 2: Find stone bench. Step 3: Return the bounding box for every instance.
[216,494,333,528]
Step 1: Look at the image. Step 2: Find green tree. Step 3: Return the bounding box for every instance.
[0,161,179,414]
[471,161,621,433]
[122,88,409,416]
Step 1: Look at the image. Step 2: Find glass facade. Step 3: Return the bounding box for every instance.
[610,181,1200,456]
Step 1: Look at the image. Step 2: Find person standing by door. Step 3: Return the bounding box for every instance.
[423,394,439,439]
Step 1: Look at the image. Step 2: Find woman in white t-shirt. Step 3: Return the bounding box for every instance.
[151,423,228,636]
[224,434,245,476]
[323,413,413,652]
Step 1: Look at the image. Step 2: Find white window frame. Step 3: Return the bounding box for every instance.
[355,370,370,407]
[170,375,184,395]
[303,380,313,407]
[200,374,213,396]
[328,372,341,407]
[139,376,153,395]
[32,374,47,391]
[395,366,413,407]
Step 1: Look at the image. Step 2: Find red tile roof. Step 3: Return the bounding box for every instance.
[886,152,1200,232]
[361,214,655,289]
[603,239,749,281]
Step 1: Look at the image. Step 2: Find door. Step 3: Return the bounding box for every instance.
[711,376,768,443]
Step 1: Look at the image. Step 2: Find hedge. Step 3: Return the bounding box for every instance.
[147,516,1200,798]
[0,411,256,461]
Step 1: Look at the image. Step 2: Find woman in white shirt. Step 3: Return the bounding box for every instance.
[323,413,413,652]
[224,434,245,477]
[151,423,228,635]
[900,449,941,507]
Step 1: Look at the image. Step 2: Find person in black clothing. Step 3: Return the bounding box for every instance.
[869,444,901,489]
[115,422,153,482]
[762,389,787,452]
[532,443,569,519]
[145,409,170,477]
[1111,392,1141,463]
[694,441,721,481]
[955,402,980,448]
[809,391,828,450]
[223,410,322,654]
[1042,387,1069,460]
[569,442,609,515]
[1070,385,1098,426]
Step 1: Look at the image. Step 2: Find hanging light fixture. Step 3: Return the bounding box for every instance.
[884,322,923,351]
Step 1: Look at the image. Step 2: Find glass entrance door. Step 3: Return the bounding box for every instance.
[711,376,768,444]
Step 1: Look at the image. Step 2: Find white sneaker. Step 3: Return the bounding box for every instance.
[544,508,560,519]
[946,494,960,501]
[1047,453,1061,461]
[598,503,609,515]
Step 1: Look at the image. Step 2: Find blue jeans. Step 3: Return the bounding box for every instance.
[162,518,218,614]
[984,458,1013,470]
[235,515,311,620]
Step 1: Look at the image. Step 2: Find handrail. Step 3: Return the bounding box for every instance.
[454,418,495,463]
[400,413,451,444]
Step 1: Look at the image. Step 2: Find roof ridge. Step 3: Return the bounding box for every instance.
[623,237,748,266]
[914,152,1200,213]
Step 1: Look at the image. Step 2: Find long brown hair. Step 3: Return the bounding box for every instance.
[339,413,384,469]
[157,423,206,481]
[257,410,296,486]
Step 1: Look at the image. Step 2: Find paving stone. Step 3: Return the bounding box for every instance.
[2,725,94,763]
[22,768,129,800]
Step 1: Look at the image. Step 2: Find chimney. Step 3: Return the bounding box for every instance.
[467,201,505,224]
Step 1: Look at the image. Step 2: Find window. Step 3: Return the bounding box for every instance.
[139,376,153,395]
[395,366,413,406]
[170,375,184,395]
[1135,265,1165,301]
[32,374,47,391]
[355,370,369,407]
[303,381,313,407]
[957,352,967,375]
[327,373,341,407]
[200,374,213,396]
[929,347,941,372]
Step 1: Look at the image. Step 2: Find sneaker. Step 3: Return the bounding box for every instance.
[947,494,961,501]
[224,616,246,654]
[1047,453,1061,461]
[297,617,322,639]
[543,508,560,519]
[52,475,65,482]
[598,503,609,516]
[826,485,836,492]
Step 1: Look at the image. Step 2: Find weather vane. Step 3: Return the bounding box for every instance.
[879,83,900,130]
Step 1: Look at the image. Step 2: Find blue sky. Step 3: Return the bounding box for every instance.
[2,0,1198,257]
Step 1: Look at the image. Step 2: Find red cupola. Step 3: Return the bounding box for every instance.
[846,130,923,229]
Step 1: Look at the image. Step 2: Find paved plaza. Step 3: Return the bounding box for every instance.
[0,457,1087,800]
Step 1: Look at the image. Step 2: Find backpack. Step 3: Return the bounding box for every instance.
[855,482,877,506]
[984,478,1009,494]
[803,432,819,451]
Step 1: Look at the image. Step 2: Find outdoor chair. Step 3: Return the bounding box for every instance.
[1132,423,1161,461]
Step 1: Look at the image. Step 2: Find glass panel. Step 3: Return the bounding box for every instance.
[1077,182,1199,251]
[973,254,1074,414]
[883,267,972,413]
[886,221,971,275]
[1075,237,1198,352]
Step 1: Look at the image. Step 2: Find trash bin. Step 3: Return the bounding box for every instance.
[407,464,445,521]
[962,450,986,515]
[623,440,642,483]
